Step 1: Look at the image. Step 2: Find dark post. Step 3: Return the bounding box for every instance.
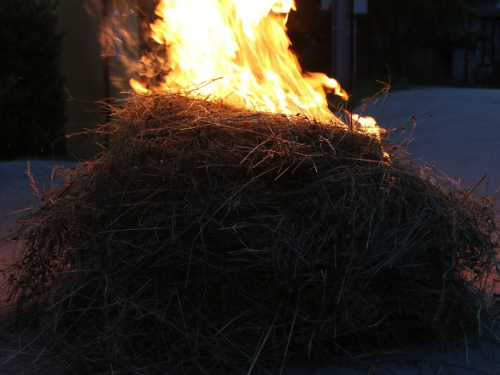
[332,0,353,90]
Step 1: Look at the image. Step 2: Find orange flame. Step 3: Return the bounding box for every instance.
[350,114,389,158]
[126,0,383,140]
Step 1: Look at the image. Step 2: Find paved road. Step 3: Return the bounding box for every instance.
[357,86,500,198]
[0,160,76,232]
[0,160,76,267]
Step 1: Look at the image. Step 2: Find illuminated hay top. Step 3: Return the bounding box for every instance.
[3,92,499,374]
[106,0,383,139]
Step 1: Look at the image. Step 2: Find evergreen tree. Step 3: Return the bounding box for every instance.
[0,0,66,158]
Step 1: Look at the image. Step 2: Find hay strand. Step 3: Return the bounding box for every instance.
[2,91,499,374]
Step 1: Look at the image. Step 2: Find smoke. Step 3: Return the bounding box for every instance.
[86,0,163,90]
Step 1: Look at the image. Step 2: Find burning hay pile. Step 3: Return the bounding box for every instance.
[3,92,499,374]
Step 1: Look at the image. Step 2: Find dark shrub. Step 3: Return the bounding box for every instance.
[0,0,66,158]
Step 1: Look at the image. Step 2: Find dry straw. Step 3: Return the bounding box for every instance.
[2,91,499,374]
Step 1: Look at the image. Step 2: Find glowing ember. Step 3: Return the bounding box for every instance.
[351,114,381,137]
[126,0,383,138]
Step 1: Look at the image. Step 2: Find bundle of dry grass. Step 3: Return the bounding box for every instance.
[2,92,499,374]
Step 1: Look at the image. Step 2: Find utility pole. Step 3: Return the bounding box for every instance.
[327,0,368,90]
[331,0,353,90]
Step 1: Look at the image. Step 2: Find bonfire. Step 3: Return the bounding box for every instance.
[1,0,499,374]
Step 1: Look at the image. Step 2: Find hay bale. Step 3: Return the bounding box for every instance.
[3,92,499,374]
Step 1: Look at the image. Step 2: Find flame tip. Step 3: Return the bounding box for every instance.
[110,0,383,142]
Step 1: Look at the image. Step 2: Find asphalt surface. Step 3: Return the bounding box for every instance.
[0,160,76,270]
[0,160,76,236]
[357,86,500,198]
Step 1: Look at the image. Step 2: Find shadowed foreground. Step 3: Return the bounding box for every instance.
[1,92,499,374]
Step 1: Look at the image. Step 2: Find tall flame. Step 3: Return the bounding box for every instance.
[127,0,383,139]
